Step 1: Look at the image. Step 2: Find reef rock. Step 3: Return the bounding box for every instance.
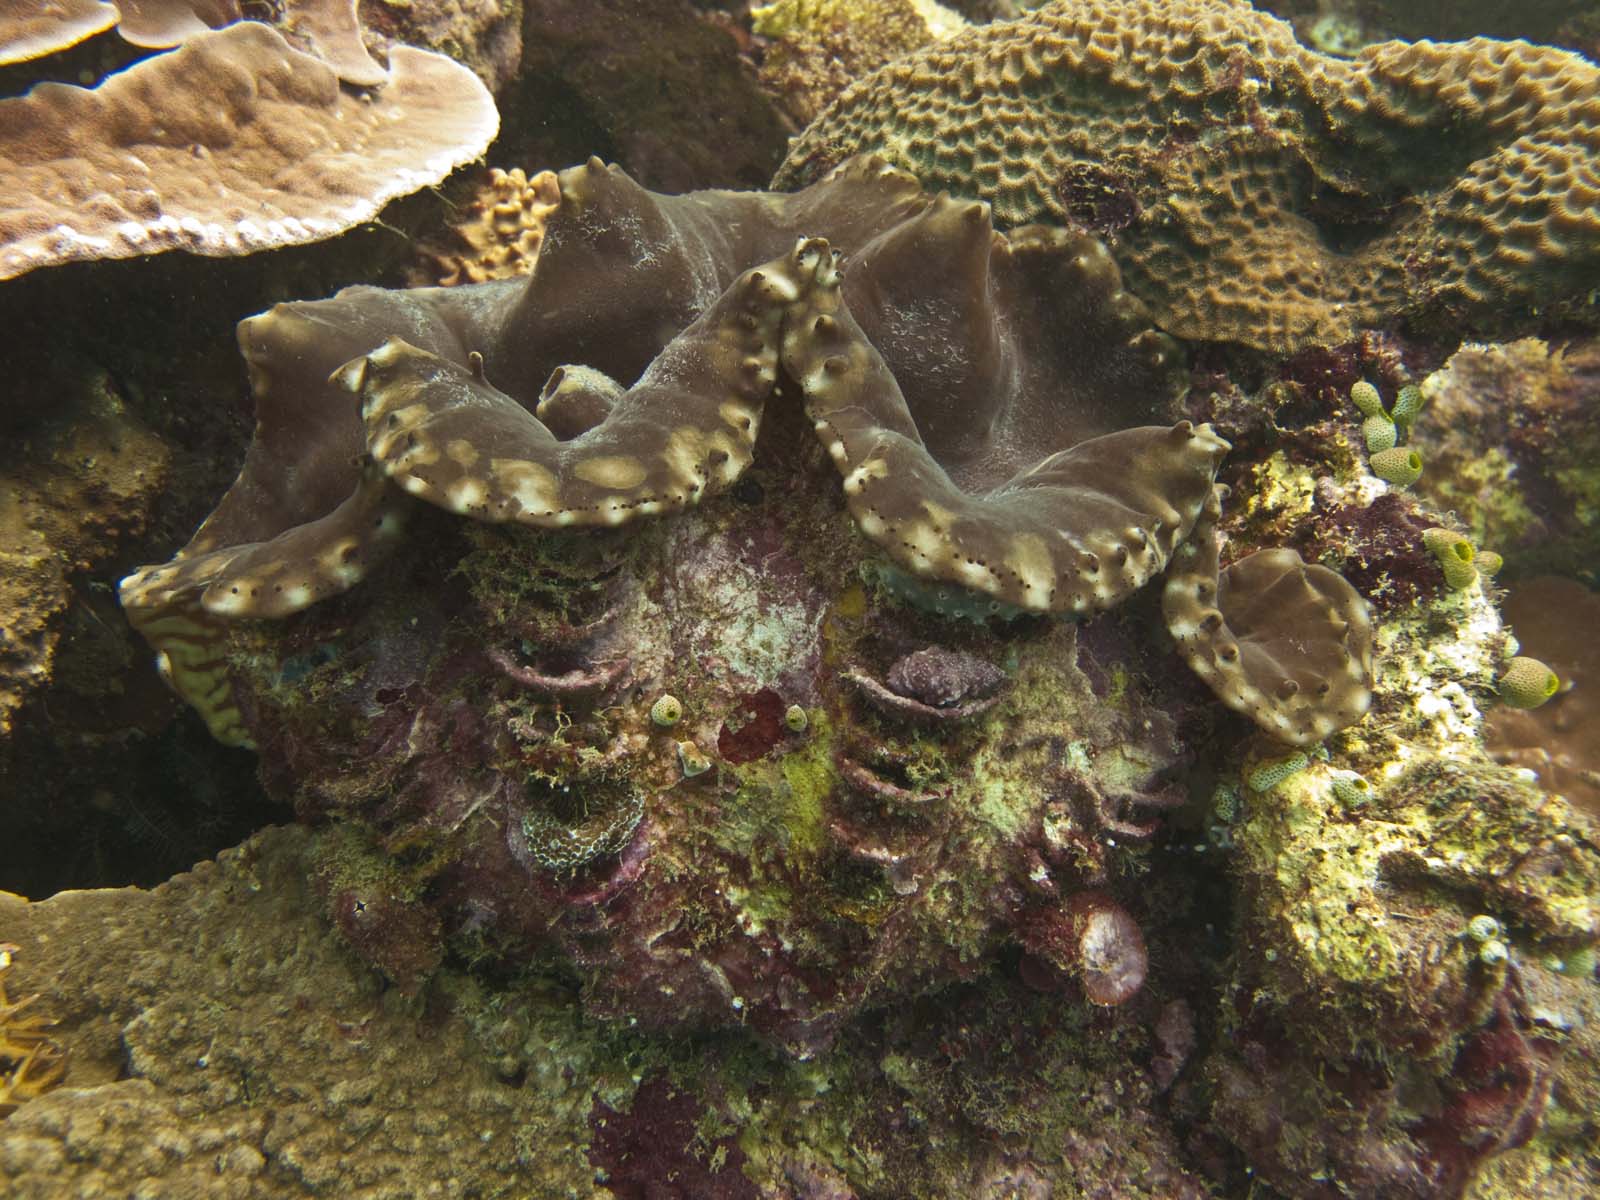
[0,824,1218,1198]
[1411,337,1600,583]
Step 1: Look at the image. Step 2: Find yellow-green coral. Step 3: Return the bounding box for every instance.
[1230,756,1600,1062]
[1498,656,1560,709]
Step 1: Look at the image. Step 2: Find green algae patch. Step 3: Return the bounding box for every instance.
[1236,450,1319,543]
[1231,750,1600,1060]
[1381,759,1600,940]
[717,711,839,865]
[958,642,1094,845]
[1234,770,1405,997]
[313,821,428,903]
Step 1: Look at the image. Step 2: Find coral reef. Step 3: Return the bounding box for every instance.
[109,0,386,85]
[122,158,1353,1050]
[0,20,497,280]
[113,0,243,48]
[1487,576,1600,818]
[0,824,1226,1198]
[1410,337,1600,584]
[409,166,563,286]
[0,353,170,736]
[1260,0,1600,60]
[1191,531,1600,1198]
[775,0,1600,352]
[5,0,1597,1194]
[750,0,967,126]
[1210,752,1599,1199]
[0,0,527,900]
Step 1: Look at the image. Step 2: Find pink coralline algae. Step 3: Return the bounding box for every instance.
[118,159,1375,1051]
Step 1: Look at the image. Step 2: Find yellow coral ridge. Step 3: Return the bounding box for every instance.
[778,0,1600,351]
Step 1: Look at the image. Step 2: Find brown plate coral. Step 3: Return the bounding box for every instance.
[0,20,497,280]
[118,159,1373,1050]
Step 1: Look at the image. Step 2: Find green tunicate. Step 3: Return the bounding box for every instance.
[1474,549,1504,579]
[1479,938,1510,966]
[1497,656,1560,709]
[1330,773,1370,808]
[1466,914,1502,943]
[677,740,712,777]
[1362,414,1397,454]
[784,703,808,733]
[1390,384,1424,428]
[1369,446,1423,487]
[650,694,683,727]
[1212,782,1242,823]
[1248,751,1310,793]
[1349,380,1384,419]
[1422,527,1477,590]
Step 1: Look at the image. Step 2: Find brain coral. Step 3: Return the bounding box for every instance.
[775,0,1600,352]
[118,160,1373,1047]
